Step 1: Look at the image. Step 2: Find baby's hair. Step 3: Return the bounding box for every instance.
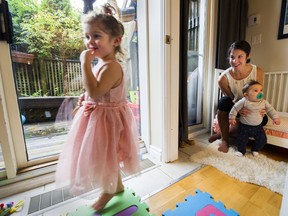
[228,40,251,63]
[242,80,262,94]
[81,3,125,56]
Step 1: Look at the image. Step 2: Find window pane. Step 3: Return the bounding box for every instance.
[6,0,141,164]
[117,0,141,134]
[187,0,203,126]
[7,0,84,161]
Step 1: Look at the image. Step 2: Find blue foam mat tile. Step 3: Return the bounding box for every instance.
[162,189,239,216]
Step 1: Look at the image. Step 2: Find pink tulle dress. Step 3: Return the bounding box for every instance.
[55,61,140,195]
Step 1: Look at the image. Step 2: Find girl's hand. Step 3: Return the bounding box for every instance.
[80,49,95,64]
[273,118,281,125]
[72,93,85,116]
[77,93,85,106]
[239,107,250,116]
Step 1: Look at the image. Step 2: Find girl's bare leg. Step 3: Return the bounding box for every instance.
[92,172,124,212]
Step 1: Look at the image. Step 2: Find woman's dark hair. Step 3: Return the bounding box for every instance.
[227,40,251,63]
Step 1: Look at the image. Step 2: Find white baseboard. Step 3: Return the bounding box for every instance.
[148,145,162,161]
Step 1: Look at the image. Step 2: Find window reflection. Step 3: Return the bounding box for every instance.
[4,0,141,163]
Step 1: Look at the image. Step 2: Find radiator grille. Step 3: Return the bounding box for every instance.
[28,158,156,215]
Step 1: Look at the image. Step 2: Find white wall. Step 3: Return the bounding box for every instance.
[246,0,288,71]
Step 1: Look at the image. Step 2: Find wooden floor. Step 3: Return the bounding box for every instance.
[144,144,288,216]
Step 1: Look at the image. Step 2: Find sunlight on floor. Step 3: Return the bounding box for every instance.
[0,133,211,215]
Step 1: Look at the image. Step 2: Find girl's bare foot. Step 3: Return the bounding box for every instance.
[92,186,125,212]
[218,141,229,153]
[208,133,221,143]
[92,193,114,212]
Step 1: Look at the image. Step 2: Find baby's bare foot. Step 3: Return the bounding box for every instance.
[218,141,229,153]
[92,193,114,212]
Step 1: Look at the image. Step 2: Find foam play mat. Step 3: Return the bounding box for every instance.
[162,189,239,216]
[66,188,154,216]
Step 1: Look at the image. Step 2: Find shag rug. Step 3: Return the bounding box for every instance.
[190,142,288,194]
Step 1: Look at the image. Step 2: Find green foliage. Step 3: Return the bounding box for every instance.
[40,0,72,15]
[7,0,39,49]
[32,90,43,97]
[7,0,84,59]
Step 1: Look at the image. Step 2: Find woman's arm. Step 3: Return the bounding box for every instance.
[218,73,234,99]
[256,66,266,116]
[256,66,264,84]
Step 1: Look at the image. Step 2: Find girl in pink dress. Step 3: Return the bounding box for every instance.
[55,4,140,212]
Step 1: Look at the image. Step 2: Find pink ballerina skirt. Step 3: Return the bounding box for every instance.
[55,100,140,195]
[55,62,140,195]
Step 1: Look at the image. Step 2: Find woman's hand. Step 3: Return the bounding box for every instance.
[260,108,266,117]
[239,107,250,116]
[239,107,266,118]
[229,119,237,126]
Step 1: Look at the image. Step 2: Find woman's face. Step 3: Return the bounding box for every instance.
[229,49,249,72]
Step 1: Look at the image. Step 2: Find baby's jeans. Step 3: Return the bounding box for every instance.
[237,123,267,155]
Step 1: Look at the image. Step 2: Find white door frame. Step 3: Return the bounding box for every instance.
[162,0,180,162]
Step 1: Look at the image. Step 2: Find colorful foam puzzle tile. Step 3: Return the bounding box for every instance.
[162,189,239,216]
[66,188,155,216]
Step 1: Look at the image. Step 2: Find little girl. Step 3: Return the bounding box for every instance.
[55,4,140,212]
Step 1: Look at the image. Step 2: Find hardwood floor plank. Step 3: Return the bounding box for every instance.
[238,182,260,199]
[250,187,275,207]
[240,202,263,216]
[145,165,282,216]
[267,193,282,209]
[144,134,285,216]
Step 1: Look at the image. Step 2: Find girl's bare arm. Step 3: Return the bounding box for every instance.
[80,50,122,99]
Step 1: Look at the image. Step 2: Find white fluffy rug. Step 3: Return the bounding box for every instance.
[190,142,288,194]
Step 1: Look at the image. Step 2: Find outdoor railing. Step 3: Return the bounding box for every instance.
[13,58,89,97]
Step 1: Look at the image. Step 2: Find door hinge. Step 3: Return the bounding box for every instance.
[165,35,171,44]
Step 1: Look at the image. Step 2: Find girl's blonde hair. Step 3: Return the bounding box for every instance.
[81,4,125,57]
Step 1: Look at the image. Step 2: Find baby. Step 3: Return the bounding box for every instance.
[229,80,280,156]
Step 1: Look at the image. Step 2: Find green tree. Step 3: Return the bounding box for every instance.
[40,0,72,15]
[8,0,84,59]
[7,0,39,51]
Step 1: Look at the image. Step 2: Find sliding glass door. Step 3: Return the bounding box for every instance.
[0,0,142,178]
[180,0,206,143]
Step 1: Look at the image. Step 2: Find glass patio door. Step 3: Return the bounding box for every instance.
[187,0,206,127]
[0,0,141,175]
[180,0,206,143]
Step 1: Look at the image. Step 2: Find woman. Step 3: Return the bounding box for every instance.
[209,40,267,153]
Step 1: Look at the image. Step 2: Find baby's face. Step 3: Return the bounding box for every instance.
[245,84,263,102]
